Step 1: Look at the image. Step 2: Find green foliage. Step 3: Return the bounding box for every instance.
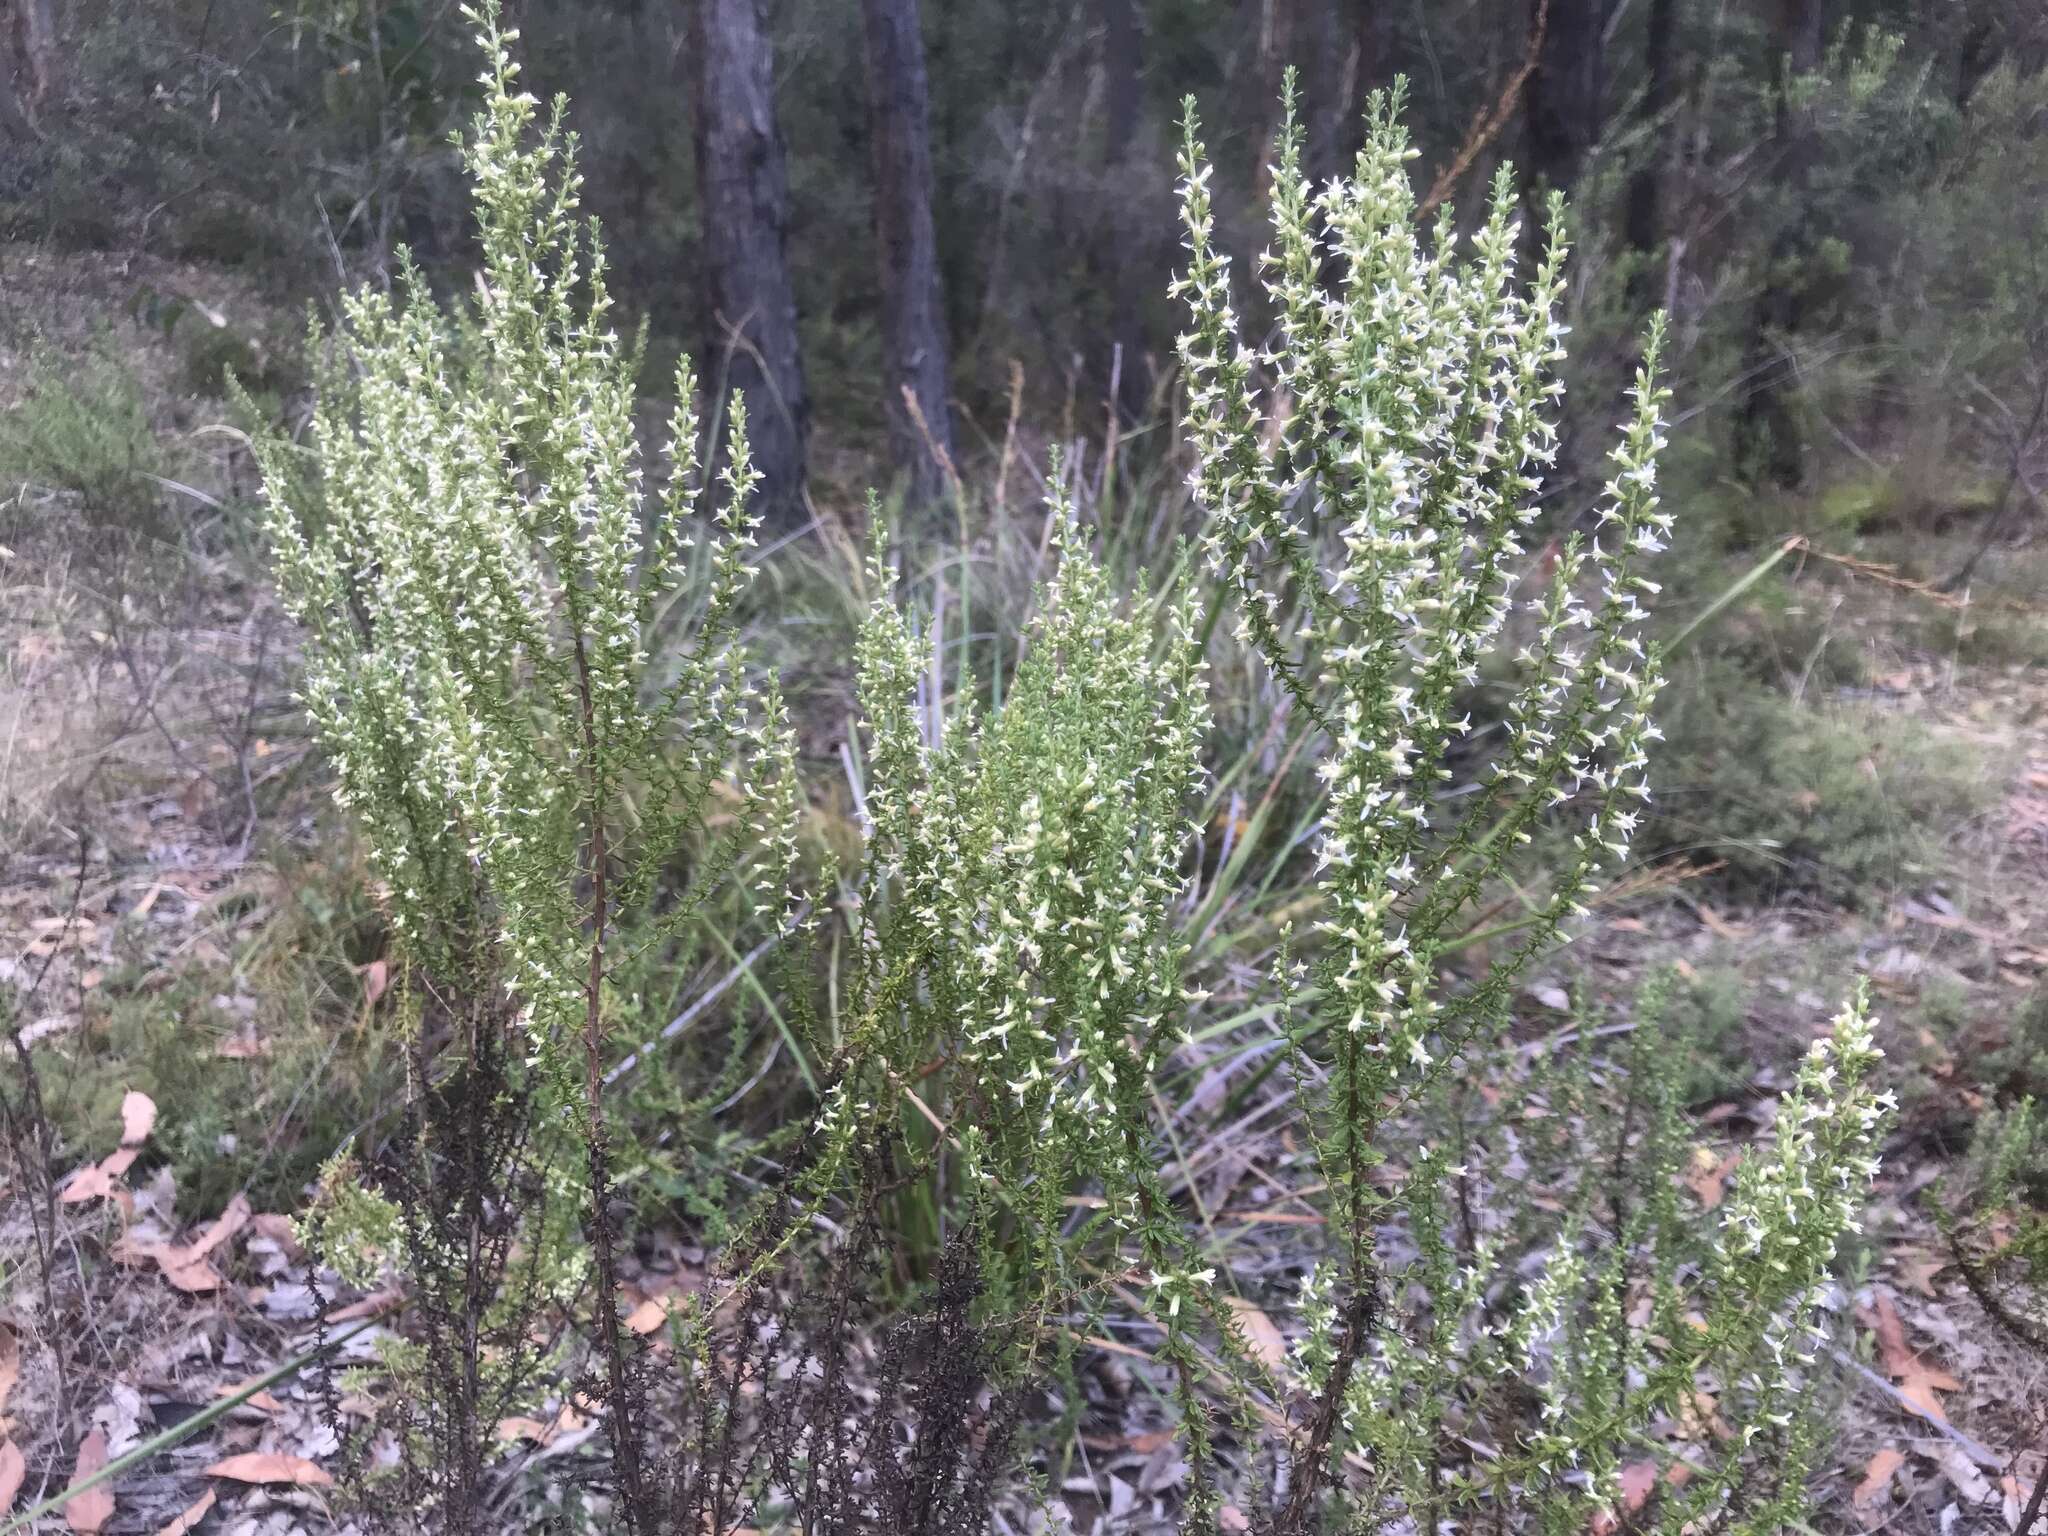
[0,340,162,521]
[257,20,1896,1533]
[1940,1095,2048,1356]
[252,7,798,1520]
[1989,987,2048,1105]
[1164,85,1892,1532]
[1656,670,1989,907]
[803,496,1208,1296]
[1663,966,1753,1104]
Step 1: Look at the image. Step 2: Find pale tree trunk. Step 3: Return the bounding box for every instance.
[1,0,58,141]
[861,0,955,506]
[1339,1,1395,156]
[1245,0,1347,197]
[1101,0,1148,423]
[691,0,810,527]
[1519,0,1610,506]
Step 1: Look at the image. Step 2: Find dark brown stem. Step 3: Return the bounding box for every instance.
[1947,1223,2048,1353]
[2016,1438,2048,1536]
[572,632,650,1528]
[1944,381,2046,592]
[1278,1286,1375,1534]
[1,830,86,1421]
[1277,1017,1382,1532]
[1117,1116,1218,1522]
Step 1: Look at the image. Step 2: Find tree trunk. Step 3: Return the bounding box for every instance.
[1101,0,1148,423]
[20,0,54,98]
[1622,0,1676,278]
[1522,0,1608,198]
[1735,0,1825,488]
[691,0,810,527]
[1340,1,1396,151]
[861,0,956,506]
[0,50,32,142]
[0,0,58,141]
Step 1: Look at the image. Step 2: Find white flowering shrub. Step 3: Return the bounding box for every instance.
[1164,89,1895,1533]
[252,4,796,1523]
[255,13,1894,1528]
[772,481,1213,1306]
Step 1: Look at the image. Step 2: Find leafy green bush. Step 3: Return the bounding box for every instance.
[256,19,1892,1533]
[0,339,162,521]
[1939,1097,2048,1363]
[1655,668,1989,907]
[1987,986,2048,1106]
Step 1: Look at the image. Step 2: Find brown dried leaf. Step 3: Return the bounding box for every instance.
[1853,1448,1904,1507]
[1897,1250,1948,1298]
[496,1401,587,1448]
[202,1452,333,1487]
[326,1288,400,1323]
[1861,1293,1962,1423]
[154,1200,250,1295]
[1698,906,1748,939]
[1590,1460,1693,1536]
[57,1164,113,1204]
[64,1429,115,1533]
[174,1193,251,1264]
[57,1093,157,1203]
[100,1147,141,1180]
[155,1488,215,1535]
[1223,1296,1289,1374]
[0,1440,23,1510]
[0,1323,16,1414]
[360,959,389,1006]
[249,1213,305,1258]
[154,1251,222,1294]
[1685,1147,1743,1209]
[624,1295,679,1336]
[214,1379,284,1415]
[1590,1462,1659,1536]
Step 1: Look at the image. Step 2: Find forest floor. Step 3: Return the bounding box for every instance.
[2,248,2044,1535]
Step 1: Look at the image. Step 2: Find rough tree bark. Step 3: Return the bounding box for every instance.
[1244,0,1347,196]
[861,0,956,506]
[691,0,810,527]
[1341,1,1396,154]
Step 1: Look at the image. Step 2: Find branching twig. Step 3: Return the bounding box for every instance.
[1418,0,1551,217]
